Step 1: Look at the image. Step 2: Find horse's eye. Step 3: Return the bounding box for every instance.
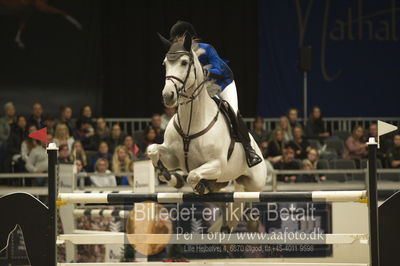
[181,60,188,66]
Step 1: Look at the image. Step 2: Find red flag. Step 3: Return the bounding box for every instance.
[29,128,47,146]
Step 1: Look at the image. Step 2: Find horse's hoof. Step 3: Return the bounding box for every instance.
[172,173,185,189]
[194,182,206,195]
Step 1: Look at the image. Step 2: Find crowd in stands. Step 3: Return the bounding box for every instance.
[252,106,400,183]
[0,102,399,186]
[0,102,176,186]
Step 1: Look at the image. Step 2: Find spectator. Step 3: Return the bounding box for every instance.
[111,145,132,185]
[266,129,284,163]
[4,115,26,172]
[76,105,94,128]
[287,108,302,129]
[43,115,56,135]
[90,141,112,171]
[123,135,140,160]
[90,158,116,187]
[297,159,317,183]
[161,107,176,130]
[388,134,400,168]
[27,102,45,129]
[69,140,88,169]
[54,123,75,151]
[287,126,311,159]
[368,123,378,142]
[251,117,268,155]
[139,126,157,156]
[55,105,74,136]
[74,120,95,151]
[307,148,327,181]
[343,125,368,163]
[277,116,293,143]
[93,118,110,147]
[74,159,89,186]
[47,132,53,145]
[75,159,84,172]
[151,113,164,143]
[3,102,16,125]
[58,144,70,163]
[106,124,125,153]
[0,102,16,141]
[273,146,299,182]
[0,102,15,171]
[25,140,48,185]
[305,106,330,140]
[21,125,38,163]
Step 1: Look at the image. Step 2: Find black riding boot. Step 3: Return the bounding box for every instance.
[217,98,263,168]
[227,109,262,167]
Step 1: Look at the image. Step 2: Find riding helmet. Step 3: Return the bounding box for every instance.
[169,20,198,40]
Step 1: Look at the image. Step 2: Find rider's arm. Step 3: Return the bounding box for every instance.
[203,44,226,80]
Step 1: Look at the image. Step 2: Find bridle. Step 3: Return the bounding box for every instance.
[164,48,220,172]
[164,50,207,105]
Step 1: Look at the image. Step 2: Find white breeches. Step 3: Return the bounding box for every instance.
[219,80,238,113]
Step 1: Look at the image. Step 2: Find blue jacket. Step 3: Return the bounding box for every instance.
[197,43,233,91]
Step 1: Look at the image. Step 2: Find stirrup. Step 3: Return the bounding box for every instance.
[246,150,263,168]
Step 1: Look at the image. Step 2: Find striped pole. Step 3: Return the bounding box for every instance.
[58,190,367,204]
[73,209,130,218]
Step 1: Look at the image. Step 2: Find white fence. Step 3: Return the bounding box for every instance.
[103,117,400,135]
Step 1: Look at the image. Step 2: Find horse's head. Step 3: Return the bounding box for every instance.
[159,34,203,107]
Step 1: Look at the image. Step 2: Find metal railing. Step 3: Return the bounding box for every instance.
[103,117,400,135]
[0,173,48,179]
[1,169,400,194]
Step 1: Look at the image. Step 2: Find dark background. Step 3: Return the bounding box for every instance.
[259,0,400,117]
[0,0,399,118]
[0,0,258,117]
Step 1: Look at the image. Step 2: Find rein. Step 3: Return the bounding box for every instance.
[165,49,220,172]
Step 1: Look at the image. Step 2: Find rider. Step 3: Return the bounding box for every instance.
[169,20,262,167]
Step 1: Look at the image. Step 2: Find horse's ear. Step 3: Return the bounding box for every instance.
[183,33,192,52]
[157,33,171,51]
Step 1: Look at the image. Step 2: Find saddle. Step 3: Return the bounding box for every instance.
[211,96,238,161]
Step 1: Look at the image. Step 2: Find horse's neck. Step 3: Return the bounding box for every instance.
[177,83,218,135]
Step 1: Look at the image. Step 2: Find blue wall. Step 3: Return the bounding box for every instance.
[258,0,400,117]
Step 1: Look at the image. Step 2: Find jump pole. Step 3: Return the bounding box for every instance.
[47,143,58,266]
[367,120,398,266]
[57,190,367,204]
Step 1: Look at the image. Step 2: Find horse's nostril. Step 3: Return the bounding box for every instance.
[169,91,175,101]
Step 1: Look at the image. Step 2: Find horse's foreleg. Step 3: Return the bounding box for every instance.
[147,144,181,188]
[35,2,82,30]
[187,159,222,194]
